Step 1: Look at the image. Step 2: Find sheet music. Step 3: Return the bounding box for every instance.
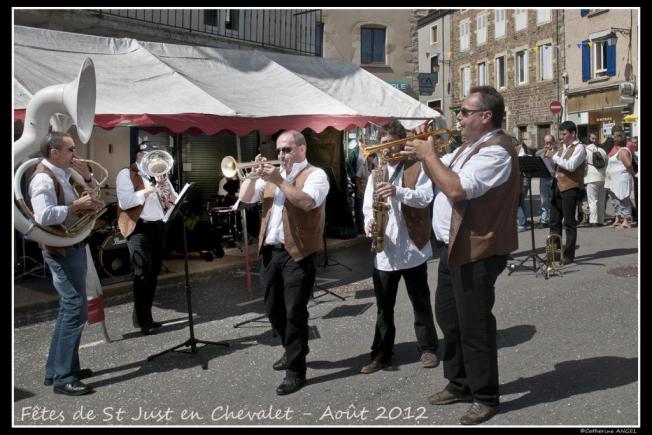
[162,182,193,223]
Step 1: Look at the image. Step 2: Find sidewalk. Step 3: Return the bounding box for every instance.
[13,235,368,325]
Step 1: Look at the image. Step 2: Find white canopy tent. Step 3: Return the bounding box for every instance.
[14,25,444,136]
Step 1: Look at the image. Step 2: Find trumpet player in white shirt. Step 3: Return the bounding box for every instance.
[360,120,440,375]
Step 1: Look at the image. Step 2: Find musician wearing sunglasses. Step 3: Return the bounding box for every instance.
[359,120,440,375]
[238,130,330,396]
[29,131,104,396]
[402,86,520,425]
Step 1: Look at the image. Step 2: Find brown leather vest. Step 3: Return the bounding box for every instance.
[257,165,326,261]
[401,160,432,250]
[448,132,520,268]
[555,143,585,192]
[117,164,146,238]
[29,163,79,257]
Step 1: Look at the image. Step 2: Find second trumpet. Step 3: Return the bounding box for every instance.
[221,155,282,180]
[361,128,456,162]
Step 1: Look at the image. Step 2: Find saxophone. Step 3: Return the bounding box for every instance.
[370,160,390,253]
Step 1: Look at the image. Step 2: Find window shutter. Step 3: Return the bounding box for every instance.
[606,43,616,76]
[582,40,591,82]
[580,9,589,17]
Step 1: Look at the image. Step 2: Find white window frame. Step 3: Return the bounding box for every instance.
[537,9,551,25]
[476,14,487,46]
[430,24,438,44]
[515,9,527,32]
[460,20,470,51]
[515,49,528,85]
[592,39,608,78]
[494,10,506,38]
[478,62,487,86]
[462,66,471,97]
[495,55,506,89]
[539,44,553,81]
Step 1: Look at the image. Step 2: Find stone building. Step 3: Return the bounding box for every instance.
[563,8,639,141]
[449,9,565,148]
[321,9,430,101]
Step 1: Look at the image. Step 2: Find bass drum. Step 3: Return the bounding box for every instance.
[98,232,131,277]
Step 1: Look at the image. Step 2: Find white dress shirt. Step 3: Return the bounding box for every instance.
[552,140,587,174]
[248,159,330,246]
[432,130,513,244]
[29,159,81,227]
[116,163,174,222]
[363,162,433,271]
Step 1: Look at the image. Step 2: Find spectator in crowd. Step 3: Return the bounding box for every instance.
[605,126,636,229]
[536,135,557,228]
[583,135,608,226]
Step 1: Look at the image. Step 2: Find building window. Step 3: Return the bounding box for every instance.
[495,56,506,89]
[462,66,471,96]
[460,21,470,51]
[204,10,218,27]
[515,49,528,85]
[478,62,487,86]
[315,22,323,56]
[495,10,506,38]
[361,26,386,64]
[476,15,487,46]
[539,44,553,80]
[537,9,551,25]
[582,37,616,81]
[515,9,527,32]
[430,25,438,44]
[225,9,239,31]
[592,39,609,78]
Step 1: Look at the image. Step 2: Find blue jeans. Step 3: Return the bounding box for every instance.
[42,245,88,385]
[539,177,553,223]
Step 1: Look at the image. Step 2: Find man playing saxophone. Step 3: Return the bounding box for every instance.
[360,120,440,374]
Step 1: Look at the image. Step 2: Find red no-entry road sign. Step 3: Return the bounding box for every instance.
[550,100,562,114]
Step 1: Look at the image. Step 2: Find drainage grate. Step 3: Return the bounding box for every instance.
[607,266,638,278]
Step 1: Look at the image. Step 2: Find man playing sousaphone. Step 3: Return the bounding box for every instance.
[29,131,104,396]
[360,120,440,375]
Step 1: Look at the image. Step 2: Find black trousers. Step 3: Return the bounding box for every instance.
[260,246,316,379]
[126,219,166,328]
[550,182,580,261]
[370,262,438,363]
[435,245,507,407]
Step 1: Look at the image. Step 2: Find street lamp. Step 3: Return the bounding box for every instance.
[607,27,631,46]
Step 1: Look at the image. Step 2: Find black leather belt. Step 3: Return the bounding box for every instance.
[266,243,285,250]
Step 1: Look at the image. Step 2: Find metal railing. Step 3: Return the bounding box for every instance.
[98,9,323,56]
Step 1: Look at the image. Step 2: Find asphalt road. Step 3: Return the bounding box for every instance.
[13,224,639,427]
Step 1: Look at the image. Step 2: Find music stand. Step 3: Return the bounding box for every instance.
[148,183,229,369]
[313,234,347,301]
[508,156,551,276]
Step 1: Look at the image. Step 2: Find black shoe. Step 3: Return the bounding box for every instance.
[272,354,288,371]
[53,380,94,396]
[360,359,392,374]
[151,321,163,329]
[460,402,499,425]
[275,376,306,396]
[44,368,94,386]
[140,327,155,335]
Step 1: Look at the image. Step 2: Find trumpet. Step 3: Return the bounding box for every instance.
[361,128,456,162]
[221,155,282,180]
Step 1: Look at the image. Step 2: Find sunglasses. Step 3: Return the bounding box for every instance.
[459,107,487,117]
[278,146,296,154]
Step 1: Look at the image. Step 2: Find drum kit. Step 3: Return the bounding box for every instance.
[88,202,132,278]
